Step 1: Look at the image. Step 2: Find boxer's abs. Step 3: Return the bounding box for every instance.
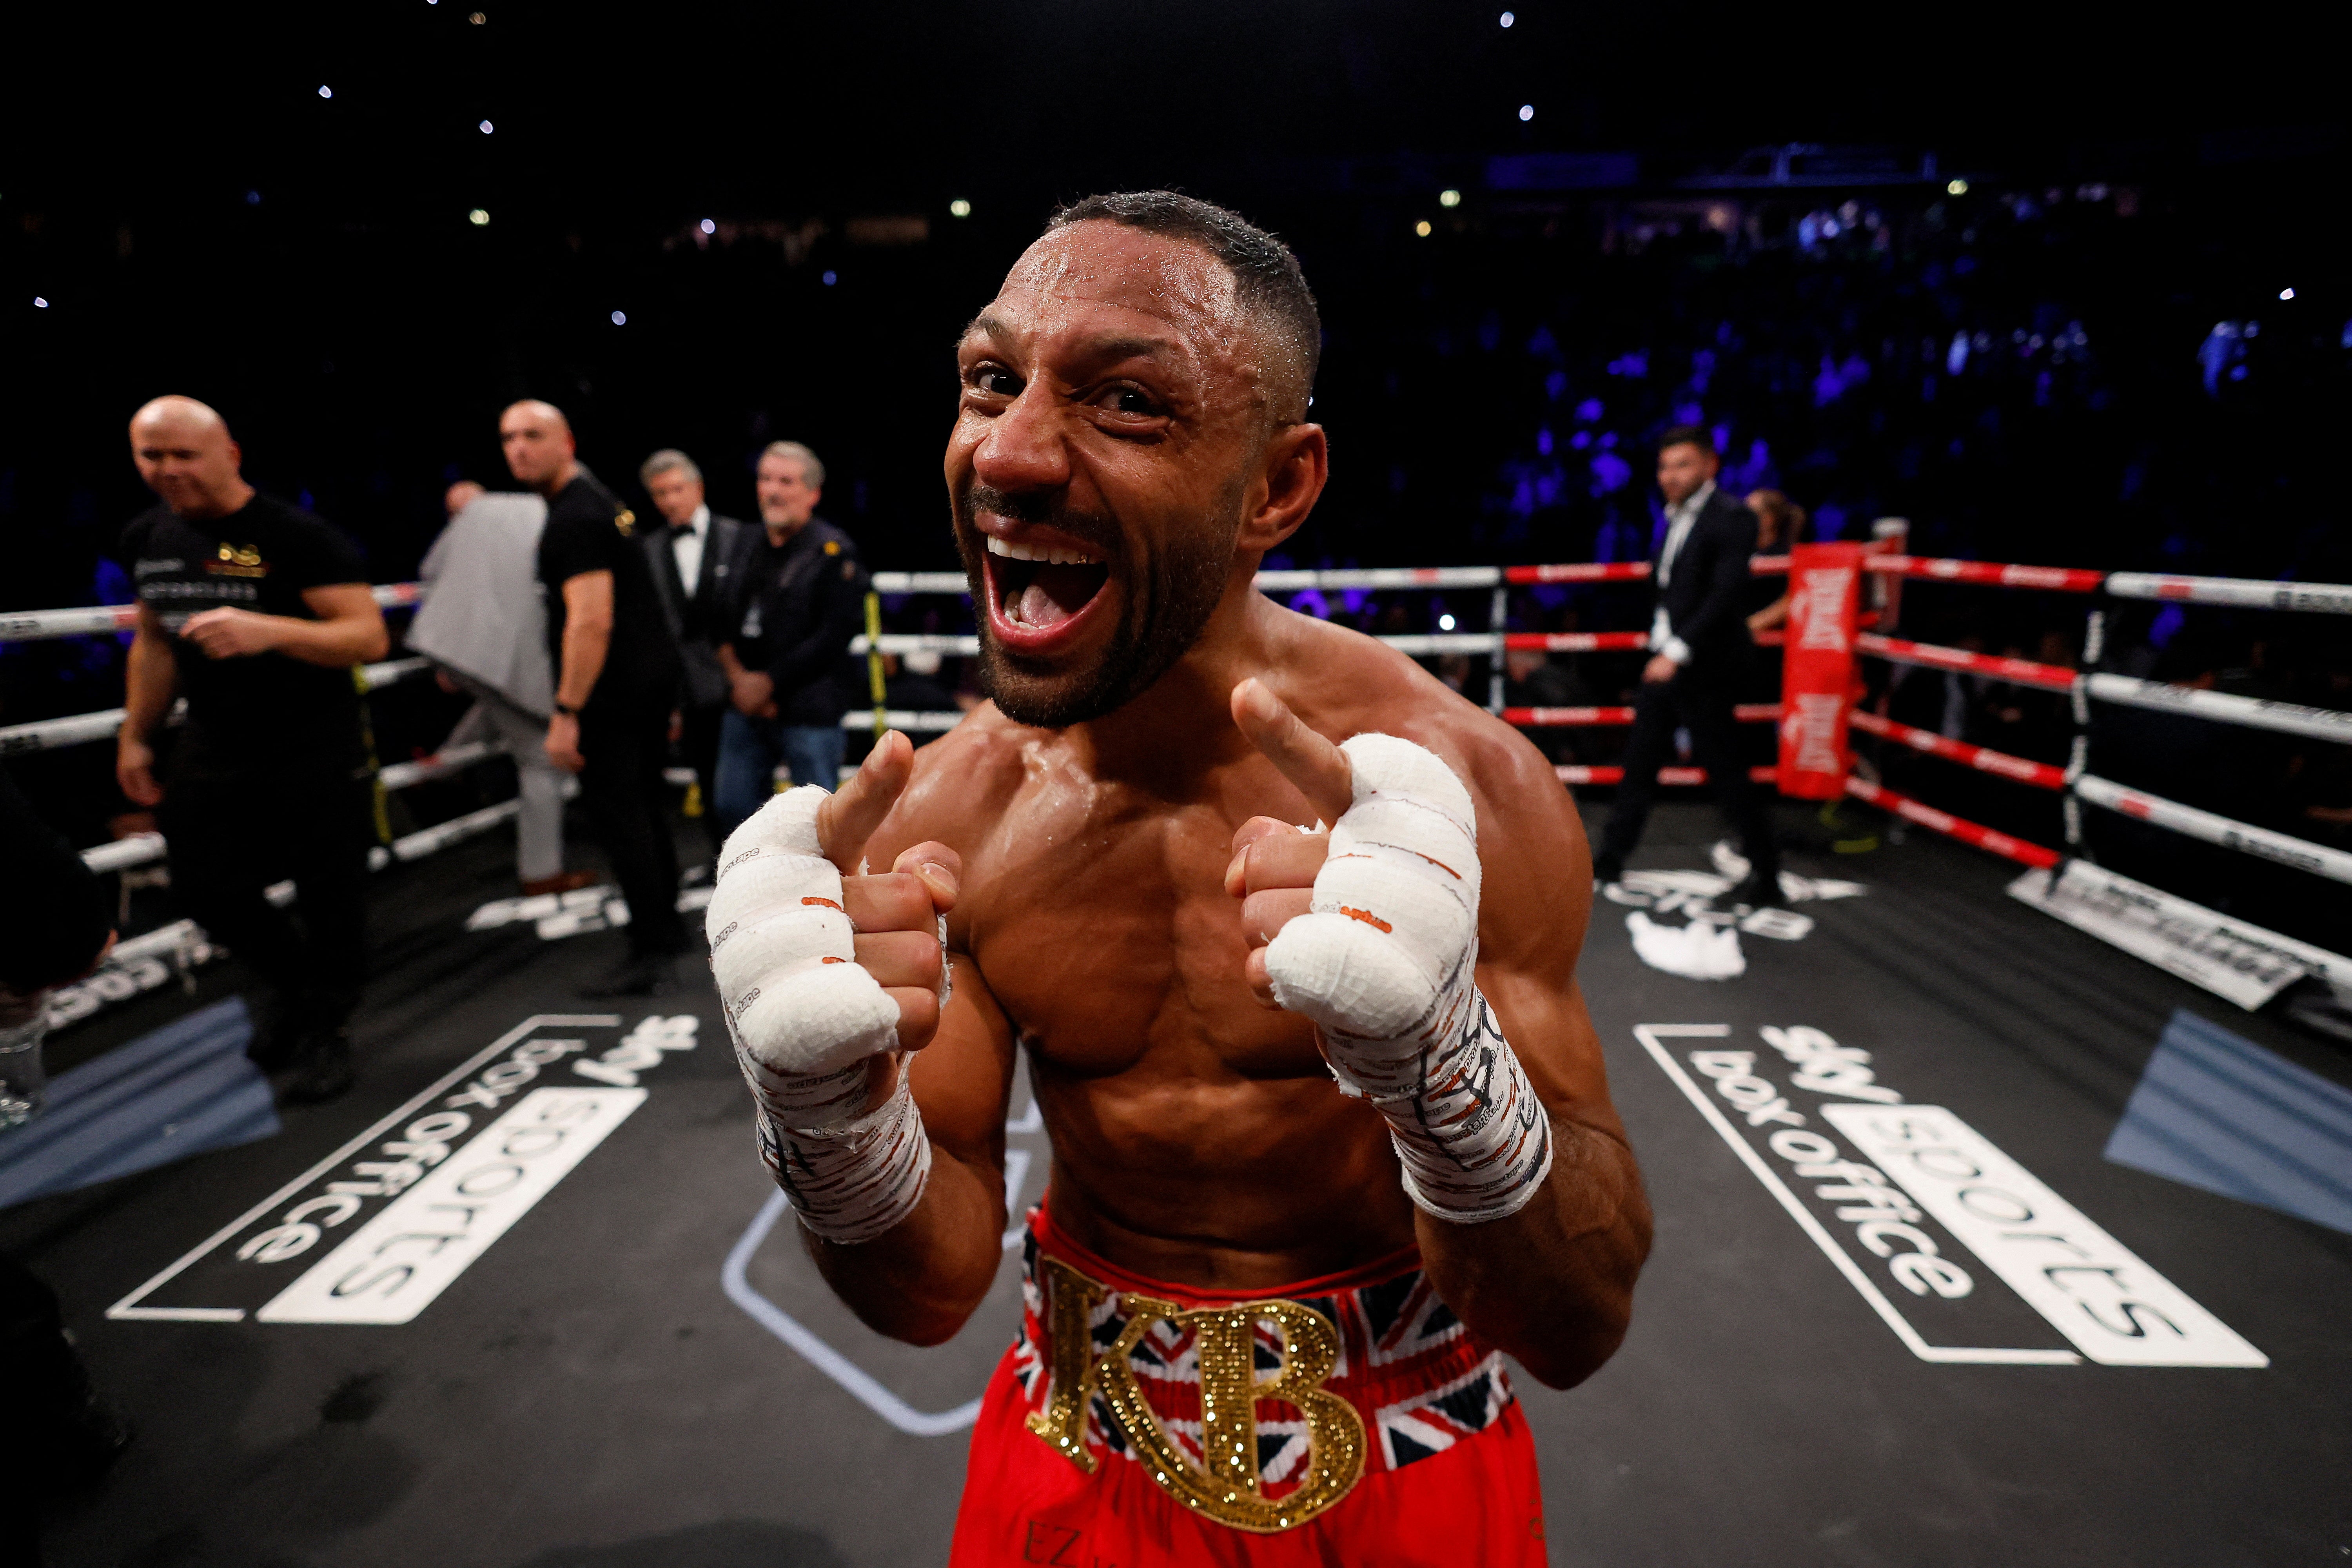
[1022,1056,1424,1292]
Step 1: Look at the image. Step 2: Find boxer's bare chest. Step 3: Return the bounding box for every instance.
[955,766,1311,1082]
[929,740,1421,1265]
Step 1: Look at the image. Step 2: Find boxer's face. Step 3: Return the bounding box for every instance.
[948,221,1271,727]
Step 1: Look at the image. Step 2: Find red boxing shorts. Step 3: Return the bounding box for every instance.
[950,1207,1546,1566]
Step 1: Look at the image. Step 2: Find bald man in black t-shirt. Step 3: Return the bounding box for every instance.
[501,400,687,994]
[116,396,389,1102]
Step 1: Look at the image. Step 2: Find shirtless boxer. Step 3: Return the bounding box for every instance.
[706,191,1651,1564]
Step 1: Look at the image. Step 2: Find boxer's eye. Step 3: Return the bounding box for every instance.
[965,364,1022,399]
[1094,383,1164,419]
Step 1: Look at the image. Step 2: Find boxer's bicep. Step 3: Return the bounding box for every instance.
[1467,733,1626,1141]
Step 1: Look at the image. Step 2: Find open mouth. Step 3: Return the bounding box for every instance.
[984,535,1111,645]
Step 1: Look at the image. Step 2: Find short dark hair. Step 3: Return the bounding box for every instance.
[1658,424,1715,456]
[1047,191,1321,422]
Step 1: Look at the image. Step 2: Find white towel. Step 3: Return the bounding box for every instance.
[1627,911,1747,980]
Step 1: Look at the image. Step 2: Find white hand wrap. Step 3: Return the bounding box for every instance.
[1263,734,1554,1225]
[708,785,931,1241]
[754,1061,931,1245]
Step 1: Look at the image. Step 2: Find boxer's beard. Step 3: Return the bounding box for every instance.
[957,485,1236,729]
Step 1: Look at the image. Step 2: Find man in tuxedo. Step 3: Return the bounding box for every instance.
[1590,427,1780,906]
[640,448,750,862]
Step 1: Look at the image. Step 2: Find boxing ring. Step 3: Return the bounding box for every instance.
[11,541,2345,1028]
[9,553,2352,1568]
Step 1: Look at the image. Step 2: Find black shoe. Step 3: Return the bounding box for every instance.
[578,953,678,999]
[1725,868,1784,910]
[244,997,305,1072]
[282,1028,355,1105]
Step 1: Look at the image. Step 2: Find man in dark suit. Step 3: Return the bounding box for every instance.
[710,441,869,842]
[1591,426,1781,906]
[639,448,750,863]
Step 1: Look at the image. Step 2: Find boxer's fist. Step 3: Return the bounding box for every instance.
[1229,679,1481,1044]
[706,733,957,1125]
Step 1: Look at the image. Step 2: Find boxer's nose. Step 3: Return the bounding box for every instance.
[971,381,1072,498]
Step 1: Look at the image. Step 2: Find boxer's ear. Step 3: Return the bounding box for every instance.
[1232,678,1354,825]
[818,731,914,873]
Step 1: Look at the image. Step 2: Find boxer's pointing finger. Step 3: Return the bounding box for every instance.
[1231,678,1354,825]
[817,730,914,872]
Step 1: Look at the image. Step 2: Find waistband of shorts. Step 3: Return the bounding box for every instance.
[1024,1201,1425,1310]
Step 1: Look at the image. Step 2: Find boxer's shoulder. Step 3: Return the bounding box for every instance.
[1276,610,1573,832]
[875,704,1040,854]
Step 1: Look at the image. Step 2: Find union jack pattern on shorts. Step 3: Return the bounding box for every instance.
[1011,1209,1515,1487]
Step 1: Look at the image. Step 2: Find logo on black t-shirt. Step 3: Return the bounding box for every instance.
[613,507,637,538]
[209,541,269,578]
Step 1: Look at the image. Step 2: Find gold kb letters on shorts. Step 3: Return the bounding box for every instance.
[1023,1257,1367,1533]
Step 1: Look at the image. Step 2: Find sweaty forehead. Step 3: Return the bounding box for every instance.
[981,224,1257,379]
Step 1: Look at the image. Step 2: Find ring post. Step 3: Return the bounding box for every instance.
[1778,542,1864,799]
[864,591,887,742]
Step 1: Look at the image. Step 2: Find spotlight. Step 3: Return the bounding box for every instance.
[2279,287,2295,301]
[822,270,838,286]
[611,310,626,325]
[1439,189,1462,208]
[700,218,716,234]
[1438,614,1456,630]
[469,9,485,20]
[33,297,48,309]
[949,198,972,218]
[468,208,490,226]
[1947,178,1969,196]
[318,85,334,99]
[245,190,261,205]
[478,119,494,134]
[1518,103,1534,122]
[1416,219,1432,237]
[1499,9,1514,24]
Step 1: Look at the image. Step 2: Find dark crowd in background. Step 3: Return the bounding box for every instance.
[3,6,2346,954]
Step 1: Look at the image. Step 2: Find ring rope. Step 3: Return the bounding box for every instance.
[8,548,2347,907]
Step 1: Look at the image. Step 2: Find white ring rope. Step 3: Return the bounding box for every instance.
[2085,673,2352,746]
[9,550,2344,907]
[2104,572,2352,615]
[2073,774,2352,887]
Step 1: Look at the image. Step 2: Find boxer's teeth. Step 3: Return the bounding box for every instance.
[984,536,1098,566]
